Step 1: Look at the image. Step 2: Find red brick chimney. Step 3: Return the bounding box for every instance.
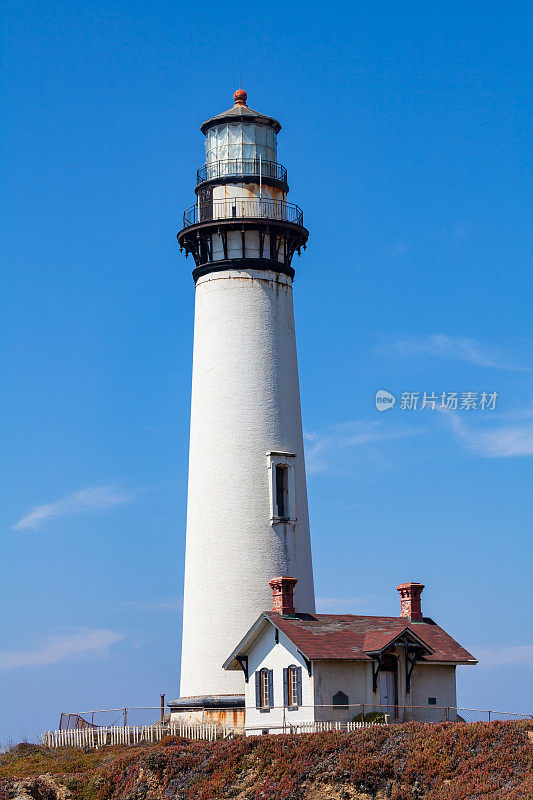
[269,576,297,615]
[396,582,425,621]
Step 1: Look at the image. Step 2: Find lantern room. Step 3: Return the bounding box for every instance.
[205,122,277,166]
[178,90,308,282]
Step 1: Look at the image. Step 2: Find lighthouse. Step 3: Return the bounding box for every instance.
[175,90,315,711]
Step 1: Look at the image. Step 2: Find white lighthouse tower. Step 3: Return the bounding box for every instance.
[173,90,315,713]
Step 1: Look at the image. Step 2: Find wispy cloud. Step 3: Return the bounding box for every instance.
[13,486,134,531]
[448,413,533,457]
[120,597,182,612]
[0,629,124,669]
[304,421,422,474]
[473,645,533,669]
[377,334,530,372]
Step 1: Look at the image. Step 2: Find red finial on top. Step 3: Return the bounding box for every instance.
[234,89,247,106]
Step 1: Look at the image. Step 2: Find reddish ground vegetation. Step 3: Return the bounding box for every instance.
[1,721,531,800]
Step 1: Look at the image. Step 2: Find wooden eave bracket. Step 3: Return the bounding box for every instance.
[236,655,249,683]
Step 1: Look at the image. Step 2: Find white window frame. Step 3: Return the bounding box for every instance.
[267,451,297,523]
[288,665,298,707]
[260,668,270,709]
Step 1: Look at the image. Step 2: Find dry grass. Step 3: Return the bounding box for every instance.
[0,742,146,779]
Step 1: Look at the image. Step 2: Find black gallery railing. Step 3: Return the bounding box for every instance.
[197,159,287,185]
[183,198,303,228]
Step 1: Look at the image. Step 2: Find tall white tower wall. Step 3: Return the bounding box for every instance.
[180,268,315,697]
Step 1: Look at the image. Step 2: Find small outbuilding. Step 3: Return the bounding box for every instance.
[223,578,477,734]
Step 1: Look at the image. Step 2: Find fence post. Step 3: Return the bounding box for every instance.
[361,704,365,722]
[161,694,165,724]
[488,711,491,722]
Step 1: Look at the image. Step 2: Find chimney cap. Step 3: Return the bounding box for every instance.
[269,576,297,588]
[396,582,425,592]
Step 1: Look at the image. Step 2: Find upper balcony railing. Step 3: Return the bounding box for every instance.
[182,198,303,228]
[197,159,288,185]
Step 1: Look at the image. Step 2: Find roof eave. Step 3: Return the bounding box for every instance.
[200,108,282,135]
[304,656,478,665]
[422,658,479,666]
[222,613,272,670]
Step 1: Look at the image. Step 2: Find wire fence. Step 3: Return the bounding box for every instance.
[58,704,531,731]
[59,708,167,730]
[43,703,532,749]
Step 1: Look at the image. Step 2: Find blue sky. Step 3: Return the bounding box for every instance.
[1,0,532,740]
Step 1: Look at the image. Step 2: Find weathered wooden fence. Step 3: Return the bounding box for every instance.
[42,720,384,748]
[294,720,380,733]
[43,706,532,748]
[244,720,382,735]
[42,722,223,748]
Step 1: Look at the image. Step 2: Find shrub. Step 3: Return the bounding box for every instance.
[352,711,385,723]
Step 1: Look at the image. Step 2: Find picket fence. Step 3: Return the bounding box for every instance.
[42,722,221,748]
[245,720,382,736]
[291,720,378,734]
[42,719,380,748]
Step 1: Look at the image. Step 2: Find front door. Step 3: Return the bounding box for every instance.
[380,671,396,713]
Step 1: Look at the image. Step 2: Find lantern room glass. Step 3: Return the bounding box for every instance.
[206,123,277,165]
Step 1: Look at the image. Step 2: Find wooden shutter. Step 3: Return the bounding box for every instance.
[283,668,289,707]
[255,671,261,709]
[268,669,274,707]
[296,666,303,706]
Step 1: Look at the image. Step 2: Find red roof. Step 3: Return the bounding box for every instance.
[266,613,476,664]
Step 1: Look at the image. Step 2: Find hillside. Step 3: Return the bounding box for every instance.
[1,721,532,800]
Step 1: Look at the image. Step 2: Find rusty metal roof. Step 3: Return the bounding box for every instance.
[200,101,282,135]
[264,612,477,664]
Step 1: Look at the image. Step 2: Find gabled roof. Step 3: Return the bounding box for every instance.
[223,612,477,670]
[362,627,434,656]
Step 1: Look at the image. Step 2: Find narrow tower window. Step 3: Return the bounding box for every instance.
[267,452,296,523]
[275,465,289,520]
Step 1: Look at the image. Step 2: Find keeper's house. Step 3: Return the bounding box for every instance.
[223,578,477,734]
